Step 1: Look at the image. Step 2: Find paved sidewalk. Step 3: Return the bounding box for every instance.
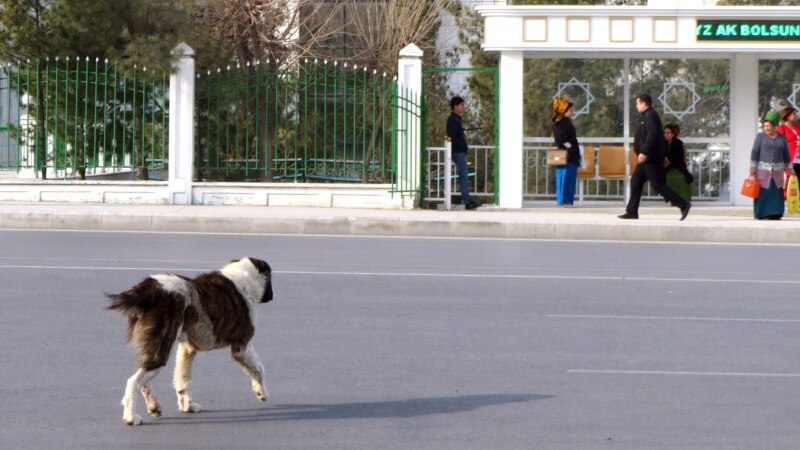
[0,201,798,244]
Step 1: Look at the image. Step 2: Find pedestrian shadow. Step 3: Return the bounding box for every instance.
[157,393,551,425]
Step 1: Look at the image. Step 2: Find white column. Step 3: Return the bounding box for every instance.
[444,138,452,210]
[498,51,524,208]
[397,43,423,208]
[168,43,195,205]
[730,54,758,206]
[623,58,631,204]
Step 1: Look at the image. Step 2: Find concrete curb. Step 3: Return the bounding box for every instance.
[0,203,798,244]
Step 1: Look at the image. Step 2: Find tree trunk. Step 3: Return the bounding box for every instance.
[362,97,388,183]
[259,63,275,182]
[35,72,47,180]
[133,104,148,180]
[258,116,274,182]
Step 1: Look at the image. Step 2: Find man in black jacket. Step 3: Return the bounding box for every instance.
[619,94,691,221]
[447,96,477,210]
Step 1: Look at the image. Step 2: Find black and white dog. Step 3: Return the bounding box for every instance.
[107,257,274,426]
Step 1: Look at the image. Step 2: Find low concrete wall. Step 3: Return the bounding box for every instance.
[0,180,413,209]
[193,182,409,209]
[0,180,170,204]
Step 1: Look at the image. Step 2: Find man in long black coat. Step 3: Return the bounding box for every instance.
[619,94,691,221]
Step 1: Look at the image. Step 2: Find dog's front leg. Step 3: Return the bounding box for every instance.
[173,341,201,413]
[231,343,269,402]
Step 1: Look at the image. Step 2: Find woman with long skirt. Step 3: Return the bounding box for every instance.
[664,123,692,206]
[750,110,792,220]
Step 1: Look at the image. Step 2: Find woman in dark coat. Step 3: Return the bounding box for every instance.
[663,123,692,205]
[551,97,581,207]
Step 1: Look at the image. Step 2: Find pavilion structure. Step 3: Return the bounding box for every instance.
[476,0,800,208]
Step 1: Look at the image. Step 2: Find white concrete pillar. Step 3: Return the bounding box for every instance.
[397,43,423,207]
[498,51,524,208]
[730,54,758,206]
[168,43,195,205]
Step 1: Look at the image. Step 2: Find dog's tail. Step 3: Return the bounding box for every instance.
[106,290,147,315]
[106,278,160,344]
[106,278,185,370]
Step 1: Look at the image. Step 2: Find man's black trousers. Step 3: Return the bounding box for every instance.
[625,161,688,214]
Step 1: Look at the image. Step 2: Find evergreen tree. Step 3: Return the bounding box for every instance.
[0,0,193,179]
[0,0,55,178]
[48,0,192,74]
[0,0,54,62]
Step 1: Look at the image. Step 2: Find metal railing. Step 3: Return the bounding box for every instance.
[523,137,731,203]
[424,144,496,205]
[424,137,730,206]
[194,60,396,184]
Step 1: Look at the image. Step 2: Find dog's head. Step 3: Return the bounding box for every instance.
[225,257,273,304]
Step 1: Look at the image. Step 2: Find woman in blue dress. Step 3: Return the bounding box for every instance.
[551,97,582,207]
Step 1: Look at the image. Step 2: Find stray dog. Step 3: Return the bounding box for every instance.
[106,257,274,426]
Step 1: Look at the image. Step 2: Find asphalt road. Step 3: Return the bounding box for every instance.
[1,231,800,449]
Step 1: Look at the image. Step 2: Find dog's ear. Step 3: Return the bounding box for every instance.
[248,258,271,275]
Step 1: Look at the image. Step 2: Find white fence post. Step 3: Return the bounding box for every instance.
[444,138,452,210]
[397,43,423,208]
[168,43,195,205]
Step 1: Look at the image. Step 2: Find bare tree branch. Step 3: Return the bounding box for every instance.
[307,0,456,75]
[196,0,344,66]
[194,0,454,74]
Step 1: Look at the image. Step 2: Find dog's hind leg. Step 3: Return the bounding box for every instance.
[122,367,160,425]
[122,369,145,426]
[141,375,162,418]
[173,340,201,413]
[231,343,269,403]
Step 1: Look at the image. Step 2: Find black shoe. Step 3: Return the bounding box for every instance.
[680,203,691,221]
[618,212,638,219]
[465,202,479,210]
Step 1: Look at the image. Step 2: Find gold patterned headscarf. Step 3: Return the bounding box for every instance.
[552,97,572,122]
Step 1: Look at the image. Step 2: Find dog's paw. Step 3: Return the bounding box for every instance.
[179,401,201,413]
[147,406,162,418]
[123,414,143,426]
[253,381,269,402]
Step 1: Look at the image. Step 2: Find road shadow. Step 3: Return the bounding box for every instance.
[157,393,552,425]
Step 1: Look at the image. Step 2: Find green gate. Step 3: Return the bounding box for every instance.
[421,67,499,207]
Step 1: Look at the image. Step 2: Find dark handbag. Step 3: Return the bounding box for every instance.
[547,149,568,166]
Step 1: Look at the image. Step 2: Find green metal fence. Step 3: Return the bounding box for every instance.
[195,60,397,184]
[0,57,424,197]
[0,58,169,178]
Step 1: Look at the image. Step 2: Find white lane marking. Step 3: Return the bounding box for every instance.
[0,265,798,285]
[0,265,204,272]
[277,271,800,285]
[6,228,800,246]
[546,314,800,324]
[568,369,800,378]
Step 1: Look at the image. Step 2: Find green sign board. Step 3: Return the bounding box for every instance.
[697,20,800,41]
